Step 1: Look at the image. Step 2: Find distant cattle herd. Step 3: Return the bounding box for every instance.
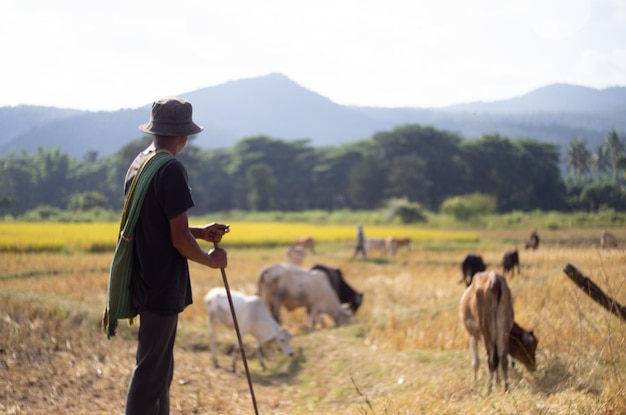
[205,229,618,393]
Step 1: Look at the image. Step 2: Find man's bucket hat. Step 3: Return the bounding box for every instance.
[139,97,204,137]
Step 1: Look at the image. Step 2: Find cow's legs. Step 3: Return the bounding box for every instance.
[500,350,509,392]
[256,340,266,370]
[469,336,479,382]
[486,343,499,393]
[230,343,240,373]
[208,319,219,369]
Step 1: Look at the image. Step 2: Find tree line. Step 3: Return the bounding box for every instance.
[0,124,625,219]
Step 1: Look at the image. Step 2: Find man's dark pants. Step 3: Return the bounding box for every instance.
[126,310,178,415]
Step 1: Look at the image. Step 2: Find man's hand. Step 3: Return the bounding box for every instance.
[196,222,230,243]
[207,247,228,269]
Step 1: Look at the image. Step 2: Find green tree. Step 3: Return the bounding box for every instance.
[371,125,464,209]
[0,152,38,214]
[309,146,363,210]
[32,147,74,209]
[67,191,107,211]
[229,135,316,211]
[564,137,591,182]
[348,156,387,209]
[460,134,525,212]
[516,139,566,211]
[246,163,276,211]
[182,148,234,213]
[605,129,624,184]
[592,143,611,179]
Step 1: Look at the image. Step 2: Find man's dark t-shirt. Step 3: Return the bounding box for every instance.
[124,146,194,315]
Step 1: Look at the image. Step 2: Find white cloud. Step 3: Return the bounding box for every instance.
[0,0,625,110]
[573,48,626,87]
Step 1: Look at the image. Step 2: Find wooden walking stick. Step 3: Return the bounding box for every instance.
[214,241,259,415]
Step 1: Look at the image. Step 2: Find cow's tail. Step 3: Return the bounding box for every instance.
[490,275,503,369]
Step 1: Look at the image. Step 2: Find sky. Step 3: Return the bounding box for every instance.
[1,0,625,111]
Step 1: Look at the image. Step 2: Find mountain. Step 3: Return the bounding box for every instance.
[1,73,625,158]
[442,83,626,114]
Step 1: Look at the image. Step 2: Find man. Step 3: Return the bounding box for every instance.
[124,97,229,415]
[352,223,366,259]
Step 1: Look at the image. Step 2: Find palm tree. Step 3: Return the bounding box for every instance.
[592,143,611,179]
[605,129,625,184]
[565,137,591,182]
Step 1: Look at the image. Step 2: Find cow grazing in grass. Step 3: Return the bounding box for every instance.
[461,254,487,286]
[502,248,520,276]
[257,263,352,328]
[460,271,514,392]
[309,264,363,313]
[204,287,294,372]
[600,231,618,249]
[525,231,540,250]
[385,236,412,256]
[508,321,538,372]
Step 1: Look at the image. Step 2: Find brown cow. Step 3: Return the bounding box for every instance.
[460,271,514,392]
[385,236,412,256]
[295,236,316,254]
[502,248,520,276]
[525,231,540,250]
[508,321,538,372]
[600,231,618,249]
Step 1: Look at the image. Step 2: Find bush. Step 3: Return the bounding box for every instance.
[440,193,496,221]
[385,198,428,224]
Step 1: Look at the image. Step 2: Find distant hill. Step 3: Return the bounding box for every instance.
[442,83,626,114]
[1,73,625,158]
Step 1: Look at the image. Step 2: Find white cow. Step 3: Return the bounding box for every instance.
[257,263,353,328]
[459,271,514,392]
[204,287,294,372]
[285,244,306,265]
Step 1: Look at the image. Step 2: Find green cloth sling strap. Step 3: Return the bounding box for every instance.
[102,149,174,339]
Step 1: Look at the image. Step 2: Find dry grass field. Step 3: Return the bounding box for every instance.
[1,225,625,414]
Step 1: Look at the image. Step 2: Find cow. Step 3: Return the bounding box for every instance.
[459,271,514,392]
[508,321,538,372]
[460,254,487,286]
[385,236,412,256]
[204,287,294,372]
[285,244,306,265]
[295,236,316,254]
[525,231,540,250]
[365,238,387,254]
[309,264,364,313]
[365,238,386,250]
[600,231,618,249]
[257,263,353,328]
[502,248,520,276]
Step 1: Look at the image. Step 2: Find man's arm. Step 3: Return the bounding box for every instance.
[170,211,227,269]
[189,222,230,243]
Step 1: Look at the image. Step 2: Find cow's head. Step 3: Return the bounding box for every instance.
[273,327,294,357]
[350,292,364,312]
[509,322,538,372]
